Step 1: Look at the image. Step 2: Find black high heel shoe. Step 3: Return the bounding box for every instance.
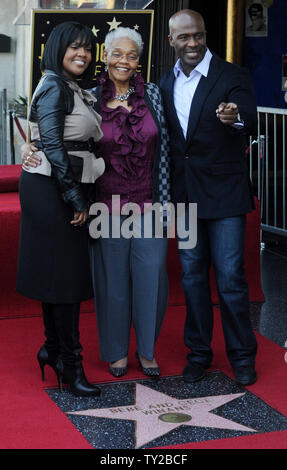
[37,345,59,381]
[136,352,160,377]
[59,361,101,397]
[109,364,128,377]
[48,303,101,397]
[109,358,128,377]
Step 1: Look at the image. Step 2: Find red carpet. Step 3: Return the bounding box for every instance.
[0,306,287,449]
[1,165,275,450]
[0,165,264,318]
[0,164,21,192]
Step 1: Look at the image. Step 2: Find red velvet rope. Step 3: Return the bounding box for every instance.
[13,115,26,142]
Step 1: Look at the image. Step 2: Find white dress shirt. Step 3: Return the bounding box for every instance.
[173,48,213,139]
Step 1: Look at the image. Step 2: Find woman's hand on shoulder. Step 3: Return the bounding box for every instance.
[21,142,42,170]
[70,209,88,227]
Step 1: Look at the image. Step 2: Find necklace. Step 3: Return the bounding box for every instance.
[114,86,135,102]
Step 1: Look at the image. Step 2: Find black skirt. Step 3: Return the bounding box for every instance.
[16,171,93,304]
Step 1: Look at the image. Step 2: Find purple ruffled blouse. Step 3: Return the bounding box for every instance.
[96,73,158,213]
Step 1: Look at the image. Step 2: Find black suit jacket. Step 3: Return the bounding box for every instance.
[160,54,257,219]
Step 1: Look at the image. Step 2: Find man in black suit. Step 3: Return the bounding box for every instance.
[160,9,258,385]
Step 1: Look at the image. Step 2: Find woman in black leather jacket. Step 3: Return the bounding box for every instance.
[17,22,104,397]
[22,27,172,381]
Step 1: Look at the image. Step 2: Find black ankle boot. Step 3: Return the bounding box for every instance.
[37,344,59,381]
[52,302,101,397]
[38,303,60,381]
[58,361,101,397]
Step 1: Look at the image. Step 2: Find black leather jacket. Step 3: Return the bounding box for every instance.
[29,70,87,212]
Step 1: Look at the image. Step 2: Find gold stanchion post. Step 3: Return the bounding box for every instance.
[226,0,244,65]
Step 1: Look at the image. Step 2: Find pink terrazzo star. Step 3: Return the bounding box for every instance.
[67,384,257,448]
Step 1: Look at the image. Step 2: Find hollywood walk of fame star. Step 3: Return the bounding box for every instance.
[67,384,257,448]
[92,26,100,37]
[107,17,122,32]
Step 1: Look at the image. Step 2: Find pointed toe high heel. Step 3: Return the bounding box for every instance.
[136,352,160,377]
[60,361,101,397]
[109,357,128,378]
[37,345,59,382]
[109,364,128,377]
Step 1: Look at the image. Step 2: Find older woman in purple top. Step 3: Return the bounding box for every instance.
[22,27,171,379]
[89,27,170,377]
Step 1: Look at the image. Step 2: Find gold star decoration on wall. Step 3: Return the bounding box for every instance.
[85,21,140,38]
[92,26,100,37]
[107,17,122,31]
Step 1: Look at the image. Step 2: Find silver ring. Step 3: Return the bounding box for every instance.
[28,150,34,157]
[26,155,31,162]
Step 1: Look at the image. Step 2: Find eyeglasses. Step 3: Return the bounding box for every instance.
[110,51,139,62]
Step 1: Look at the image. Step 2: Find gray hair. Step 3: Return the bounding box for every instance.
[104,27,144,56]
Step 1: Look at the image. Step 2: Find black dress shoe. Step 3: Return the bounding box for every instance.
[234,366,257,386]
[183,363,209,383]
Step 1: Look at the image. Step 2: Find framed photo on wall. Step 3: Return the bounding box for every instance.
[245,1,268,37]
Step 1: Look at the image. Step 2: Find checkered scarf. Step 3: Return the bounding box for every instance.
[144,82,171,207]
